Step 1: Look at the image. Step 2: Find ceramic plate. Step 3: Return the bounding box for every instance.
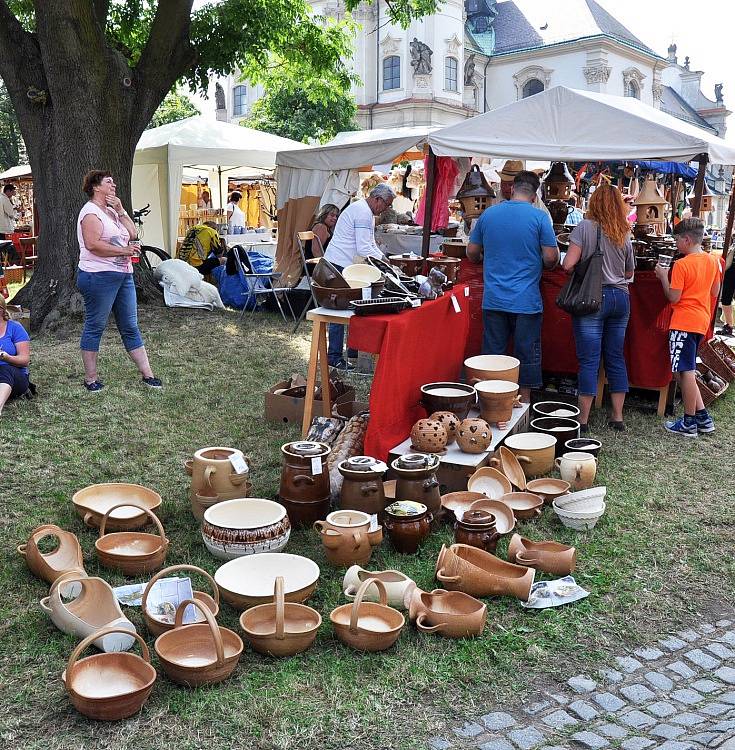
[215,553,319,599]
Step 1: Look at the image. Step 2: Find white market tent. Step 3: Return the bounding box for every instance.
[0,164,32,181]
[133,115,306,253]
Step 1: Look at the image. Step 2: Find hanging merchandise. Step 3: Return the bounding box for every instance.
[454,164,495,220]
[543,162,575,201]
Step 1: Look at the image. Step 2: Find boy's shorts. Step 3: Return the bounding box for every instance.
[669,329,703,372]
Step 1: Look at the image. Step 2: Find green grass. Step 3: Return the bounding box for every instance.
[1,305,734,750]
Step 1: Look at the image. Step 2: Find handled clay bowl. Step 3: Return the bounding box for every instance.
[406,586,487,638]
[507,534,576,576]
[467,467,512,499]
[489,445,527,491]
[18,523,86,592]
[420,382,476,420]
[464,354,520,385]
[343,566,416,610]
[497,492,544,521]
[475,380,520,424]
[215,553,320,610]
[525,478,570,506]
[72,483,162,531]
[503,433,557,477]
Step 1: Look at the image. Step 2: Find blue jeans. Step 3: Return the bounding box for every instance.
[326,262,357,365]
[482,309,543,389]
[77,271,144,352]
[572,286,630,396]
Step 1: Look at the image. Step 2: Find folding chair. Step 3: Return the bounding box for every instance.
[232,247,295,323]
[292,231,324,334]
[19,236,38,282]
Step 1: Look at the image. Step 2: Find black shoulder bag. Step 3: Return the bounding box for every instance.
[556,224,603,316]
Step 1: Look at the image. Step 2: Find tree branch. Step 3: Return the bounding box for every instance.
[92,0,111,29]
[0,1,43,91]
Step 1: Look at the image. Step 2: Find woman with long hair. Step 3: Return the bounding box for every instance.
[562,183,635,431]
[308,204,339,258]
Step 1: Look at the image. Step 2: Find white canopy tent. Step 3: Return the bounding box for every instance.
[0,164,32,181]
[133,116,306,253]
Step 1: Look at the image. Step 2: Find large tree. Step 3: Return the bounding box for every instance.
[0,0,436,329]
[0,80,26,170]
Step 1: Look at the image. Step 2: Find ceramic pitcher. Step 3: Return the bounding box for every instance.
[554,451,597,491]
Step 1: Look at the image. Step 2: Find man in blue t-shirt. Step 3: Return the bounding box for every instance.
[467,170,559,401]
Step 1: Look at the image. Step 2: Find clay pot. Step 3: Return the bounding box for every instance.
[554,451,597,491]
[440,491,487,523]
[191,447,250,498]
[430,411,460,445]
[72,483,162,531]
[456,417,493,454]
[425,255,461,283]
[342,566,416,609]
[454,509,500,553]
[383,501,433,554]
[190,482,253,522]
[467,467,512,499]
[420,382,477,420]
[489,445,527,490]
[410,418,448,453]
[532,401,581,420]
[388,254,423,276]
[498,492,544,520]
[507,534,577,576]
[312,283,363,310]
[390,453,441,516]
[338,456,388,519]
[330,578,405,652]
[467,499,516,535]
[406,586,487,638]
[312,257,349,288]
[565,438,602,458]
[440,240,467,259]
[201,498,291,560]
[531,417,580,456]
[525,478,570,506]
[278,441,331,526]
[503,432,557,477]
[435,544,534,600]
[464,354,520,385]
[18,524,86,593]
[314,510,382,567]
[475,380,520,424]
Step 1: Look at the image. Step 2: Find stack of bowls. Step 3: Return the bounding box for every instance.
[552,486,607,530]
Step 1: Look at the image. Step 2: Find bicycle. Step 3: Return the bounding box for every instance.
[131,204,171,270]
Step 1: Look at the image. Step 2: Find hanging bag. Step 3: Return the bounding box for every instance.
[556,224,603,316]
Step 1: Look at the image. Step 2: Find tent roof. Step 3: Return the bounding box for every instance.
[0,164,32,180]
[277,125,436,171]
[135,115,306,170]
[429,86,735,165]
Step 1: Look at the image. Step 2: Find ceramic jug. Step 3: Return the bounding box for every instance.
[554,451,597,491]
[343,566,415,609]
[337,457,388,520]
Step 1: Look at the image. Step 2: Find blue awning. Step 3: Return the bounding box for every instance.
[629,160,698,178]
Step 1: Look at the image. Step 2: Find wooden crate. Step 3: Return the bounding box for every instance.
[696,362,728,407]
[3,265,23,284]
[698,338,735,383]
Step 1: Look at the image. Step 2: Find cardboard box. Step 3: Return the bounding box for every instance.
[265,380,356,424]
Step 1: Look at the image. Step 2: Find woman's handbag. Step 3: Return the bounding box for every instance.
[556,225,603,316]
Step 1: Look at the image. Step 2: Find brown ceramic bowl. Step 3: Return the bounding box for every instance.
[420,382,477,420]
[497,492,544,520]
[312,283,363,310]
[525,478,570,506]
[312,258,349,288]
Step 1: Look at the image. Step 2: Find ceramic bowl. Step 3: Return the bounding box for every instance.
[497,492,544,520]
[72,484,163,531]
[552,501,606,531]
[525,478,571,506]
[490,445,527,490]
[553,486,607,513]
[420,382,477,420]
[464,354,520,385]
[312,283,363,310]
[440,491,487,522]
[201,499,291,560]
[467,467,512,499]
[467,499,516,535]
[564,438,602,457]
[343,263,382,285]
[503,432,557,476]
[530,417,580,456]
[312,258,349,288]
[532,401,581,419]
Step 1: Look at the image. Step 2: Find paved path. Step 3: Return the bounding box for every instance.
[429,615,735,750]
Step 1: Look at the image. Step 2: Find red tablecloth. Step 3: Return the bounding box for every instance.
[348,287,470,461]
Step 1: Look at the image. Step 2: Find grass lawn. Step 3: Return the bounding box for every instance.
[1,304,734,750]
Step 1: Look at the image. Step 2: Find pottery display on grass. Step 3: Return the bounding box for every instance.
[467,467,512,499]
[525,478,570,506]
[62,628,157,721]
[410,418,448,453]
[467,499,516,535]
[388,253,423,277]
[503,432,557,477]
[564,438,602,458]
[475,380,520,424]
[507,534,577,576]
[390,453,441,515]
[239,576,322,657]
[552,497,606,531]
[405,585,487,638]
[464,354,520,385]
[72,483,162,531]
[214,553,320,610]
[154,599,243,687]
[190,447,250,498]
[330,578,405,652]
[554,451,597,491]
[383,501,433,554]
[532,401,581,420]
[489,445,527,490]
[456,417,493,454]
[497,492,544,520]
[201,498,290,560]
[425,255,461,283]
[531,417,580,456]
[440,491,487,522]
[435,544,535,600]
[189,481,253,522]
[18,524,86,593]
[40,576,137,653]
[342,566,416,609]
[278,441,331,526]
[314,510,383,567]
[95,503,169,576]
[430,411,460,445]
[142,564,220,637]
[338,456,388,519]
[420,382,477,420]
[454,509,500,553]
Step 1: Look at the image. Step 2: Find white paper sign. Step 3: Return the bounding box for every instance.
[311,456,323,474]
[230,454,249,474]
[361,286,371,300]
[464,286,470,297]
[410,298,421,308]
[451,295,461,313]
[114,577,197,624]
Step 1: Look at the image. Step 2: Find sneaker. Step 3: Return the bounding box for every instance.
[695,413,715,434]
[142,376,163,389]
[717,324,733,337]
[83,380,104,392]
[664,417,698,437]
[607,420,626,432]
[329,359,355,372]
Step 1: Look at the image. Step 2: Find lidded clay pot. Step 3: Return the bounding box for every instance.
[410,418,448,453]
[278,441,331,526]
[454,509,500,553]
[383,501,432,554]
[337,456,388,520]
[390,454,441,516]
[456,417,493,454]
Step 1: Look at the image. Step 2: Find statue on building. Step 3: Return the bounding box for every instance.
[667,42,677,63]
[215,82,226,110]
[715,83,724,104]
[464,54,476,86]
[410,38,433,76]
[684,56,690,70]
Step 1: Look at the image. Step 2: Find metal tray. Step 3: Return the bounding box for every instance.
[349,297,411,316]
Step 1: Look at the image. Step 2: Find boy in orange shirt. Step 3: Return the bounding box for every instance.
[655,218,720,436]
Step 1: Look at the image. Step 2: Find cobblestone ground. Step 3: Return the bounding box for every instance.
[429,616,735,750]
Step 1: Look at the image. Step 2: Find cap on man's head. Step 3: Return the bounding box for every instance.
[498,160,524,181]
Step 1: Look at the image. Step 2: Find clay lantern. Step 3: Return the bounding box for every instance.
[634,176,669,234]
[457,165,496,219]
[543,162,575,201]
[699,181,714,214]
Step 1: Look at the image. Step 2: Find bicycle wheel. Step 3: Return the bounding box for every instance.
[139,245,170,270]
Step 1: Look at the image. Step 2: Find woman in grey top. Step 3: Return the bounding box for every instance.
[562,184,635,432]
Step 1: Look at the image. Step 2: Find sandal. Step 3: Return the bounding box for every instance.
[607,420,625,432]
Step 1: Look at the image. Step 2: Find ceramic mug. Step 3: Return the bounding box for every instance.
[554,451,597,491]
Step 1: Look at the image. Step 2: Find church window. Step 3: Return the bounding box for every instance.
[626,80,640,99]
[445,57,458,91]
[522,78,544,98]
[233,85,247,116]
[383,55,401,90]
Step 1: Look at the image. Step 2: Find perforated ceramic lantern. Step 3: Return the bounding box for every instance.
[699,182,714,214]
[543,162,575,201]
[457,165,496,219]
[634,176,668,234]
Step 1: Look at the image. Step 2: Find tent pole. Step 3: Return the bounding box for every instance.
[218,166,223,210]
[691,154,709,218]
[723,180,735,253]
[670,173,676,231]
[421,148,437,258]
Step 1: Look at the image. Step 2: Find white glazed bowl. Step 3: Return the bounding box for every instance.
[553,501,606,530]
[343,264,382,285]
[553,486,607,513]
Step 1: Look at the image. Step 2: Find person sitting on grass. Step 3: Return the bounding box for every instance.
[0,296,32,415]
[655,217,720,437]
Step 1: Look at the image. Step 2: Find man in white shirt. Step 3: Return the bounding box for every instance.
[324,183,395,369]
[0,183,18,238]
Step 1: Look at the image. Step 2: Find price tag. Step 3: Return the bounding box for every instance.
[311,456,323,475]
[464,286,470,297]
[410,298,421,308]
[361,286,371,300]
[451,295,461,313]
[369,514,379,531]
[229,454,249,474]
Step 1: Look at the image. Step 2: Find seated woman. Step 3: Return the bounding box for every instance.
[0,297,31,415]
[179,221,226,276]
[307,204,339,259]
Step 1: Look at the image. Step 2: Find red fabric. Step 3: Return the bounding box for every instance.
[9,231,30,252]
[348,287,470,461]
[459,258,485,359]
[415,156,459,231]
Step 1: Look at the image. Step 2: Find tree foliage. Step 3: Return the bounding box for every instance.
[0,79,25,170]
[146,89,199,130]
